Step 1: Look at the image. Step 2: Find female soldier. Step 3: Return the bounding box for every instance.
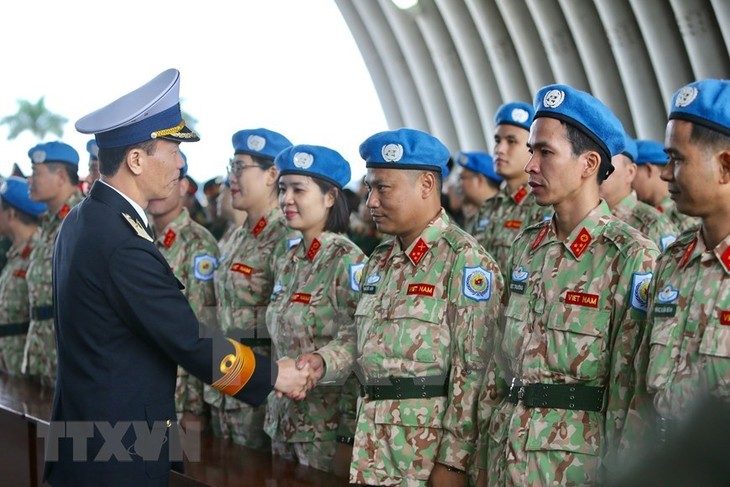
[204,128,298,450]
[265,144,364,474]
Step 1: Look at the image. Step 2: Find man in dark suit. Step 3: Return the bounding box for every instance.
[44,68,309,487]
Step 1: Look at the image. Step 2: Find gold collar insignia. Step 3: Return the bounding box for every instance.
[122,212,153,242]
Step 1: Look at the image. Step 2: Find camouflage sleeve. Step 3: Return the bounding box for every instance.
[603,244,658,465]
[182,235,220,415]
[317,251,366,383]
[436,247,504,471]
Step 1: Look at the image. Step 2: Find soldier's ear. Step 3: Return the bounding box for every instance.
[419,170,437,199]
[581,150,601,180]
[717,149,730,184]
[126,148,144,176]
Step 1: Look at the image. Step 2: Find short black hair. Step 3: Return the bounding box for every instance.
[0,198,41,225]
[563,122,612,183]
[46,162,79,186]
[311,178,350,234]
[690,123,730,156]
[98,140,157,177]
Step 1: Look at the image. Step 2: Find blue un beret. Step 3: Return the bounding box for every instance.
[669,79,730,137]
[359,128,451,177]
[75,68,199,149]
[534,84,625,171]
[232,128,292,161]
[86,139,99,160]
[621,135,638,162]
[635,139,669,165]
[0,176,47,217]
[494,101,534,132]
[456,151,502,184]
[275,144,351,189]
[28,141,79,166]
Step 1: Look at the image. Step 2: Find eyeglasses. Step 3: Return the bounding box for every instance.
[227,161,264,177]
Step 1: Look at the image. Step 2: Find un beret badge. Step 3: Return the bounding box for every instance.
[381,143,403,162]
[293,152,314,169]
[31,150,47,164]
[543,89,565,109]
[675,86,698,108]
[247,135,266,151]
[511,108,529,123]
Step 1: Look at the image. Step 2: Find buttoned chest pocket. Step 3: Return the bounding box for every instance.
[699,323,730,392]
[545,303,609,380]
[646,315,681,388]
[387,296,447,364]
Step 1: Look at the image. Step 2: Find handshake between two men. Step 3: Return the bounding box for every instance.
[273,353,327,401]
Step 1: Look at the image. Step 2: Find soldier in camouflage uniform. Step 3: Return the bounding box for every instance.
[204,128,296,450]
[0,177,46,375]
[148,152,219,423]
[477,85,659,487]
[600,135,679,252]
[624,79,730,451]
[456,151,502,236]
[263,144,364,474]
[471,102,552,275]
[632,139,700,233]
[23,141,84,386]
[299,128,503,486]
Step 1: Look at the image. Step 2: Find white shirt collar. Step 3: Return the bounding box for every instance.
[98,179,149,227]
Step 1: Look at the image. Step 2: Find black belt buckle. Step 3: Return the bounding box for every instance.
[508,377,526,404]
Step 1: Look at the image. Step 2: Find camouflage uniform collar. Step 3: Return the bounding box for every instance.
[689,230,730,275]
[155,207,190,248]
[42,189,84,229]
[247,206,283,238]
[292,231,336,262]
[616,191,639,211]
[397,208,449,266]
[507,183,530,205]
[657,195,674,213]
[536,200,611,259]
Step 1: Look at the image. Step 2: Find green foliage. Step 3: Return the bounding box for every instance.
[0,97,68,140]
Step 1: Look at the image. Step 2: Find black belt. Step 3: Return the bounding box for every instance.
[359,376,449,400]
[0,322,30,338]
[31,305,54,321]
[507,379,605,412]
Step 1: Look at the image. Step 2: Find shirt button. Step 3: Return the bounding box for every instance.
[166,419,172,428]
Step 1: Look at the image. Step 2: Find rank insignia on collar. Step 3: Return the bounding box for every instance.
[122,213,153,242]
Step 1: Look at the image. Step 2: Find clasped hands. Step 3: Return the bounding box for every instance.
[273,353,325,400]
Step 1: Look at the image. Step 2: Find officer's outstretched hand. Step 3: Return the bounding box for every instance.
[296,353,325,391]
[274,357,310,400]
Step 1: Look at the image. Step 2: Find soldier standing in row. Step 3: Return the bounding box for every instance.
[0,177,46,375]
[477,85,658,486]
[625,79,730,453]
[265,144,364,475]
[599,134,679,252]
[471,102,551,274]
[632,139,700,233]
[148,151,219,425]
[24,141,84,386]
[301,128,503,486]
[457,151,502,237]
[204,128,297,450]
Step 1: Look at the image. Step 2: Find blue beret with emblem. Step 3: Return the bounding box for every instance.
[635,139,668,165]
[534,84,625,177]
[86,139,99,160]
[75,68,199,149]
[0,176,47,217]
[669,79,730,137]
[494,101,534,132]
[359,128,451,177]
[621,135,638,162]
[455,151,502,184]
[28,141,79,166]
[275,144,351,189]
[232,128,292,161]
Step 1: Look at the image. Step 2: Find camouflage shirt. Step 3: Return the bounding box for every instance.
[204,207,299,411]
[23,189,84,382]
[318,209,504,486]
[612,192,679,252]
[264,232,365,443]
[469,183,551,278]
[657,195,700,234]
[479,200,658,486]
[630,228,730,422]
[154,207,219,416]
[0,239,35,375]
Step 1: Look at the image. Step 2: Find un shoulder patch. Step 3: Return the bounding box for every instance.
[350,262,365,292]
[463,266,492,302]
[194,254,217,281]
[630,272,652,312]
